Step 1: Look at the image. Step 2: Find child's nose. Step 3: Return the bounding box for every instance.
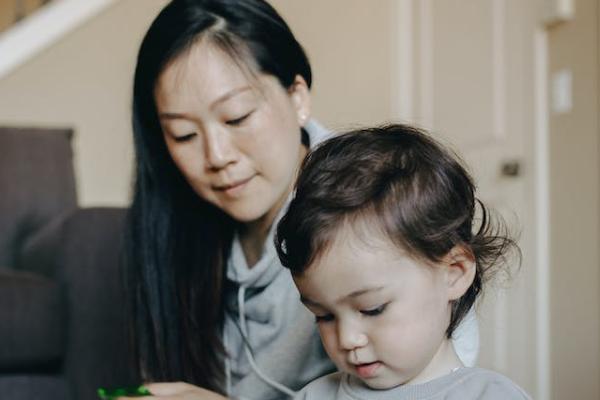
[337,320,368,350]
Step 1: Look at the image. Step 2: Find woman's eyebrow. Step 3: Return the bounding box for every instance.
[158,112,189,120]
[158,86,254,120]
[210,86,253,110]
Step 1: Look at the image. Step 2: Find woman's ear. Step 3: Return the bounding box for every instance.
[443,245,476,300]
[289,75,311,127]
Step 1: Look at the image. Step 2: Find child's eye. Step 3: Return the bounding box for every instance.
[314,314,335,323]
[226,111,253,126]
[173,133,197,143]
[360,303,388,317]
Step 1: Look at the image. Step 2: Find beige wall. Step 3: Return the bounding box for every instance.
[0,0,395,207]
[270,0,396,131]
[0,0,168,206]
[548,0,600,398]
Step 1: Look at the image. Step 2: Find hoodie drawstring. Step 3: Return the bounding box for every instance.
[224,327,232,397]
[235,285,296,398]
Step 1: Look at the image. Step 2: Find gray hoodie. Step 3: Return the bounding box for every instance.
[223,121,336,400]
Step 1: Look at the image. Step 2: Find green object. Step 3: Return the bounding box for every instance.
[97,385,151,399]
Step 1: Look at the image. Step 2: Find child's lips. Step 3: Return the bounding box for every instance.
[354,361,382,378]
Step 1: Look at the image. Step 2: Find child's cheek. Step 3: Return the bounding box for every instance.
[318,324,342,362]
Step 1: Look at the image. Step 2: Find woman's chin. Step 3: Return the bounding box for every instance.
[224,204,272,225]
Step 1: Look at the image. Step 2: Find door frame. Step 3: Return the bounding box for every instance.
[391,1,551,398]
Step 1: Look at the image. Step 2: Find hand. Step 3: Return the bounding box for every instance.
[117,382,228,400]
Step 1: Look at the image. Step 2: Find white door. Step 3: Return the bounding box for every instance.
[393,0,545,397]
[275,0,548,397]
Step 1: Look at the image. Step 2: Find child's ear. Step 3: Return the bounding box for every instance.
[443,245,476,300]
[288,74,311,127]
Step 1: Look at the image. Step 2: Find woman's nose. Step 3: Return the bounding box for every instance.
[337,320,368,351]
[203,129,236,170]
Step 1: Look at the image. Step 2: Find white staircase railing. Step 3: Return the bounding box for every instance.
[0,0,117,78]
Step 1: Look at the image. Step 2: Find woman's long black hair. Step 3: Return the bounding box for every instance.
[126,0,311,392]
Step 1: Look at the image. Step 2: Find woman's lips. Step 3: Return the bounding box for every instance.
[354,361,382,379]
[215,176,254,197]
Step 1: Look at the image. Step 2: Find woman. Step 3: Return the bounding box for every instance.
[126,1,333,398]
[124,1,478,399]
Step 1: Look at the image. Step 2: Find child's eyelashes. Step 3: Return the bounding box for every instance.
[313,303,389,323]
[360,303,389,317]
[315,314,335,323]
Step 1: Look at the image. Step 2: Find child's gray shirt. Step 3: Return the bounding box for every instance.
[294,367,531,400]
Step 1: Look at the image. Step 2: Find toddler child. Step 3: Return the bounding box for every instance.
[275,124,531,399]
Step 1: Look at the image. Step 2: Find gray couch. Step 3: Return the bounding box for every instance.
[0,127,137,400]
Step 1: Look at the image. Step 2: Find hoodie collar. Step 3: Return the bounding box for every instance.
[225,119,331,289]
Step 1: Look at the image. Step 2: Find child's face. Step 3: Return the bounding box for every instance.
[293,224,454,389]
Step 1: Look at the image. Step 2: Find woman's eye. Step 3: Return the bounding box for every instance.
[174,133,197,143]
[315,314,335,323]
[226,111,253,126]
[360,303,388,317]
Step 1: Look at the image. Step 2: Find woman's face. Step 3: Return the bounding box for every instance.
[154,41,310,226]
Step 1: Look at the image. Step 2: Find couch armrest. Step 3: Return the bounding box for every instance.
[0,268,66,369]
[20,207,139,400]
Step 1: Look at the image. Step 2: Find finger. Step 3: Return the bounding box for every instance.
[115,397,154,400]
[144,382,195,396]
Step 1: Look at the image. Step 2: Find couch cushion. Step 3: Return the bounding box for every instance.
[20,207,140,400]
[0,127,77,268]
[0,268,66,369]
[0,375,70,400]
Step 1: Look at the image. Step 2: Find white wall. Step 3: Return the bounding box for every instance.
[547,0,600,398]
[0,0,168,206]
